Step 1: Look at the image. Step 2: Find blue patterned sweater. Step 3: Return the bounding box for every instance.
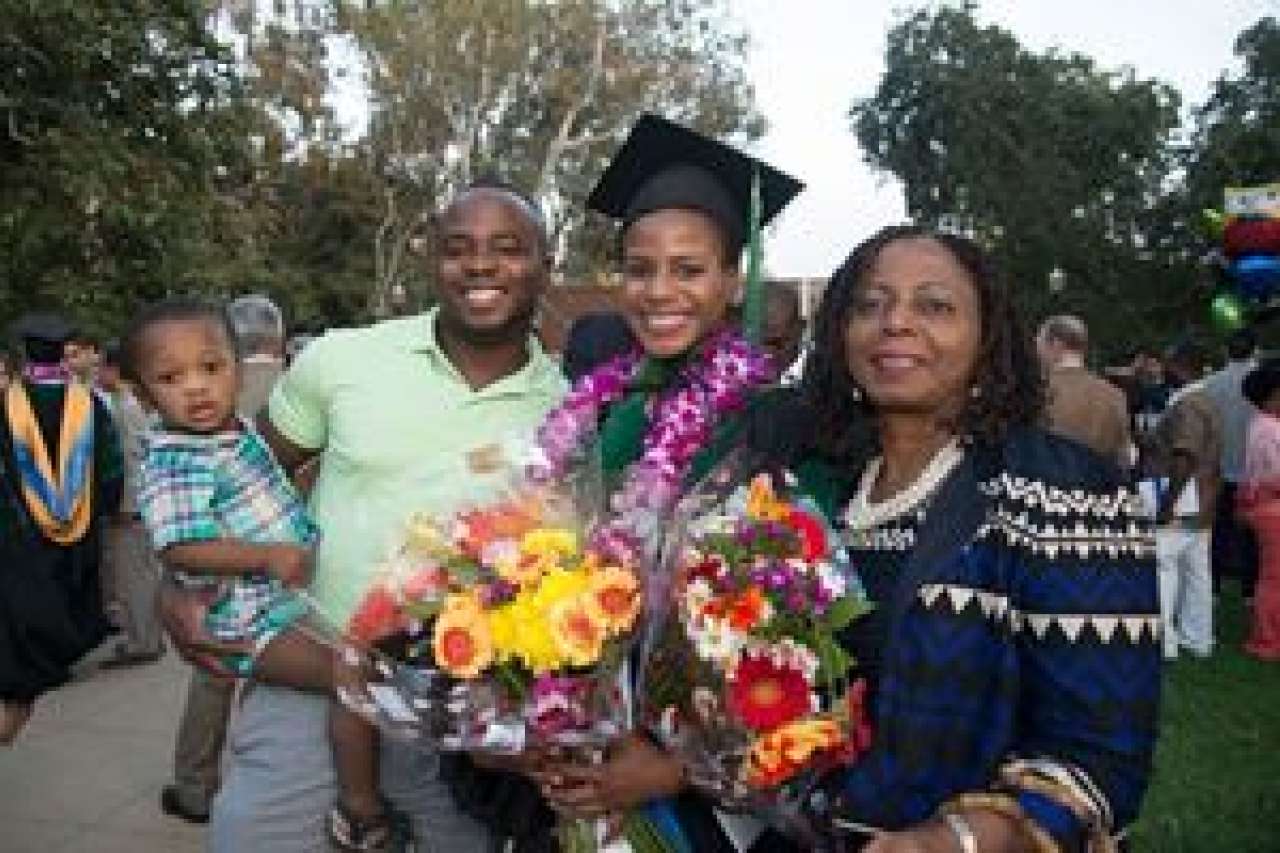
[806,428,1160,852]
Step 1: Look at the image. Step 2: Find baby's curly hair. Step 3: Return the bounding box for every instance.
[802,224,1044,463]
[119,297,237,388]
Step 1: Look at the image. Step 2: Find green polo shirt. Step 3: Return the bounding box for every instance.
[267,309,567,623]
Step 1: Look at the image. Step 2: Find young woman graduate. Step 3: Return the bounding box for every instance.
[516,114,807,851]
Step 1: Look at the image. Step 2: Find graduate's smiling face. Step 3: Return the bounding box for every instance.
[434,189,549,346]
[619,208,740,358]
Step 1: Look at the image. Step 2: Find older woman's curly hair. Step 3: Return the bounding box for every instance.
[802,225,1044,464]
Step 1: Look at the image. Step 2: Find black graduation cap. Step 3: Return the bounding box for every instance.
[586,114,803,256]
[13,312,72,346]
[12,312,73,364]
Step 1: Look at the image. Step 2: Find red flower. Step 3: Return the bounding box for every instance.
[834,679,874,761]
[701,585,769,631]
[686,556,725,587]
[347,586,403,645]
[727,652,813,731]
[402,566,449,602]
[785,510,828,561]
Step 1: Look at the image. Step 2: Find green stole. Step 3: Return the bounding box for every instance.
[596,357,746,491]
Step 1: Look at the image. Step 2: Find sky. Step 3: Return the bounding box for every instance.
[733,0,1279,278]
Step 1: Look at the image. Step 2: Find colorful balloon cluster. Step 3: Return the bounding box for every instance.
[1204,183,1280,328]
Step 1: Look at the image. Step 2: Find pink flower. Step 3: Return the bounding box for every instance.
[525,674,593,739]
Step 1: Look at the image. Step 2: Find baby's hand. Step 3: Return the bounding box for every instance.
[263,543,314,588]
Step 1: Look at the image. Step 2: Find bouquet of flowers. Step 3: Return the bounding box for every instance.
[643,457,874,839]
[330,479,644,754]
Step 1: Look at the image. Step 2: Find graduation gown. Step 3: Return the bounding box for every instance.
[0,380,122,702]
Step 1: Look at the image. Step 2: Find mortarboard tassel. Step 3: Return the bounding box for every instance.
[742,167,764,343]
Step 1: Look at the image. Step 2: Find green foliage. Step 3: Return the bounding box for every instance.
[851,3,1189,359]
[0,0,761,339]
[0,0,252,335]
[1131,586,1280,851]
[1184,18,1280,215]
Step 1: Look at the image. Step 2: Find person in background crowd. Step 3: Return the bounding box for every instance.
[159,294,290,826]
[561,312,635,382]
[0,313,123,743]
[1148,342,1220,660]
[1202,328,1261,602]
[1130,347,1172,430]
[0,350,12,392]
[97,343,166,669]
[761,283,805,383]
[159,182,563,853]
[63,330,102,387]
[286,332,317,365]
[1238,360,1280,660]
[1128,346,1173,476]
[1036,314,1133,470]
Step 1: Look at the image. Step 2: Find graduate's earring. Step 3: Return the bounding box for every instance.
[850,385,863,402]
[970,384,981,400]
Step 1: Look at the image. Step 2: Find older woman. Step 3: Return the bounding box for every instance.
[789,226,1160,852]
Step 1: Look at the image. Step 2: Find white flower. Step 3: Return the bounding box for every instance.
[683,578,715,614]
[816,561,847,599]
[694,616,746,666]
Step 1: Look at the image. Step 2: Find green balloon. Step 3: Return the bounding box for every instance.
[1202,208,1226,239]
[1211,292,1246,329]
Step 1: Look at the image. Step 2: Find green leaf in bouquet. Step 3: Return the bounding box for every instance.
[401,599,443,622]
[812,631,855,688]
[443,556,483,584]
[823,594,874,632]
[642,619,698,713]
[495,660,531,702]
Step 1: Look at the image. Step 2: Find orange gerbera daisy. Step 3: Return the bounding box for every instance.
[548,597,607,667]
[432,596,493,679]
[744,718,845,788]
[586,566,641,633]
[746,474,791,523]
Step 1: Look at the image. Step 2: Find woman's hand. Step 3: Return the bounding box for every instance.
[865,811,1029,853]
[540,733,685,819]
[863,823,957,853]
[470,744,559,778]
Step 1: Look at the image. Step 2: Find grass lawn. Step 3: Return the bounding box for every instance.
[1130,584,1280,851]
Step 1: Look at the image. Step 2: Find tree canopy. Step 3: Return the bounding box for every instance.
[850,3,1194,357]
[0,0,761,337]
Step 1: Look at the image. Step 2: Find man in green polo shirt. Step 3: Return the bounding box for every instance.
[163,181,566,853]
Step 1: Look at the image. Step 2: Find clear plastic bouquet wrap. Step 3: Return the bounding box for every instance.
[641,453,875,843]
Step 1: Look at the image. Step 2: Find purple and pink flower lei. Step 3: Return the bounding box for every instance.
[531,328,773,561]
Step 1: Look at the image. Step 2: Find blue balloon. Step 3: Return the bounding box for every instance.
[1229,254,1280,300]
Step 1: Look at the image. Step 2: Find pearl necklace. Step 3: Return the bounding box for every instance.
[843,438,964,532]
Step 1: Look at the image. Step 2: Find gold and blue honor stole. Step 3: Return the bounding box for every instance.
[4,381,95,544]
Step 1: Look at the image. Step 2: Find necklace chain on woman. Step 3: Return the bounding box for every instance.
[843,438,964,532]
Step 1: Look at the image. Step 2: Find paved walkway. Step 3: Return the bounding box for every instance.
[0,647,206,852]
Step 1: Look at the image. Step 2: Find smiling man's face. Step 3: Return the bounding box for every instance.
[433,188,548,346]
